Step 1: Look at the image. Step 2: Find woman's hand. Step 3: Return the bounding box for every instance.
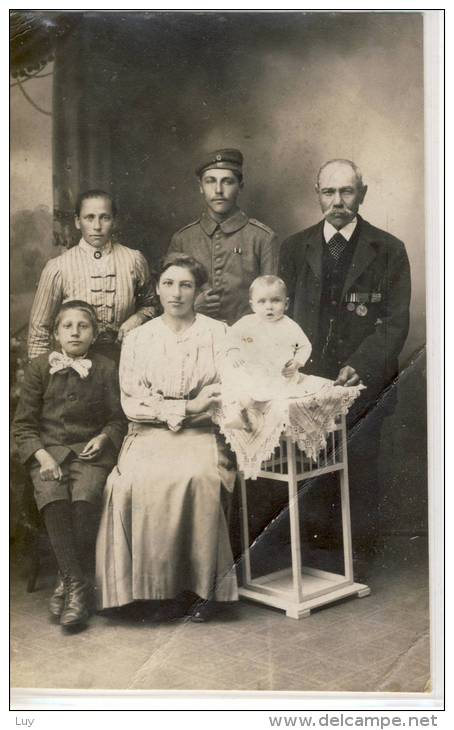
[35,449,63,481]
[186,384,222,415]
[282,358,301,379]
[79,433,110,460]
[117,313,147,343]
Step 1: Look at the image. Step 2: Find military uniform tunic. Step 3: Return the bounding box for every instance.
[168,209,277,325]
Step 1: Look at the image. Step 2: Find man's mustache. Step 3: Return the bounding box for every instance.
[325,204,355,216]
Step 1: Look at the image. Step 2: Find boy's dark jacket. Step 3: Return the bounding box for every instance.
[13,351,127,469]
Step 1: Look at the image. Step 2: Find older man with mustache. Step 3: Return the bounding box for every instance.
[279,159,411,573]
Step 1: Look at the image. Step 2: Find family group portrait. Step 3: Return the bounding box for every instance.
[10,9,435,703]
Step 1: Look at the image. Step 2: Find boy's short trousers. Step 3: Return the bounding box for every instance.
[30,454,110,511]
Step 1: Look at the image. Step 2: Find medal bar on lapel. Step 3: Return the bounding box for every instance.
[345,292,382,305]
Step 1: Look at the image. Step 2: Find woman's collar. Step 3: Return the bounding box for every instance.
[159,312,199,338]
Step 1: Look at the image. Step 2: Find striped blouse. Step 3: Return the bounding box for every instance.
[28,238,158,359]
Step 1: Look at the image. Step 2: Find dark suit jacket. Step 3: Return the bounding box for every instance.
[279,216,411,405]
[13,351,127,469]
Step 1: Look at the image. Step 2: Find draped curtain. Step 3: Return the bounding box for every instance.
[52,22,114,247]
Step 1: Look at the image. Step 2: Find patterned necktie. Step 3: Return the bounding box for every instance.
[48,351,92,379]
[327,232,347,261]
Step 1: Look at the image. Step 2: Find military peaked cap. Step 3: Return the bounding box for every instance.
[196,148,244,177]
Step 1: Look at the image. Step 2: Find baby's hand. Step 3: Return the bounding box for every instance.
[231,355,246,368]
[79,433,110,460]
[227,349,245,368]
[282,358,301,379]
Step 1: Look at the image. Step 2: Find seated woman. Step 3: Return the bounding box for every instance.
[95,253,238,621]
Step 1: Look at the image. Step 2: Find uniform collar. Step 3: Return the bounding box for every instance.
[323,216,358,243]
[200,209,248,236]
[79,237,113,258]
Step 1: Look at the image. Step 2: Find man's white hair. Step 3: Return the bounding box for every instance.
[317,159,364,188]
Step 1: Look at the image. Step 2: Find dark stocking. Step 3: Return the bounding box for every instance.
[71,500,101,580]
[41,500,83,579]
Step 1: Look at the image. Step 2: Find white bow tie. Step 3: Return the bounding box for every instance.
[48,351,92,379]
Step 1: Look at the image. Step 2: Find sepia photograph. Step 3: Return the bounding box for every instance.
[9,8,440,706]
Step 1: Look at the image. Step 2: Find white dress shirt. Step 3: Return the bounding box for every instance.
[323,217,358,243]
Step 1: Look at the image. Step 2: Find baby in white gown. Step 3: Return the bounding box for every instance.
[222,275,312,430]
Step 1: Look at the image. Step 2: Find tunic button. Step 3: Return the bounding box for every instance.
[331,300,337,306]
[68,394,77,401]
[215,279,220,286]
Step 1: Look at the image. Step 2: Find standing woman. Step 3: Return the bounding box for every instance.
[96,253,238,621]
[28,190,158,363]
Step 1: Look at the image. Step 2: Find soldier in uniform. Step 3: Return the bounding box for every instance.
[168,148,277,325]
[279,158,411,571]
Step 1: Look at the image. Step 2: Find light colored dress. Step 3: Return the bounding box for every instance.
[95,314,238,608]
[222,314,312,408]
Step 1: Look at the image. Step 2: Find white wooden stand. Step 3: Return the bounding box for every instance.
[238,415,370,619]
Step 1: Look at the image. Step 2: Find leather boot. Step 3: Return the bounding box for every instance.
[48,573,66,618]
[60,576,90,627]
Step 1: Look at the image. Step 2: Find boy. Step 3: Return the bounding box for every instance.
[14,301,126,628]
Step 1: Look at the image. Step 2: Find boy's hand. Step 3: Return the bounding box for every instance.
[35,450,63,481]
[282,358,300,378]
[79,433,110,461]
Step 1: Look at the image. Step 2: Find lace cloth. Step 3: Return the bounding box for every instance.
[214,375,365,479]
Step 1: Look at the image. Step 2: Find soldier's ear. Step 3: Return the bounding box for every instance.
[74,215,81,230]
[359,185,368,204]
